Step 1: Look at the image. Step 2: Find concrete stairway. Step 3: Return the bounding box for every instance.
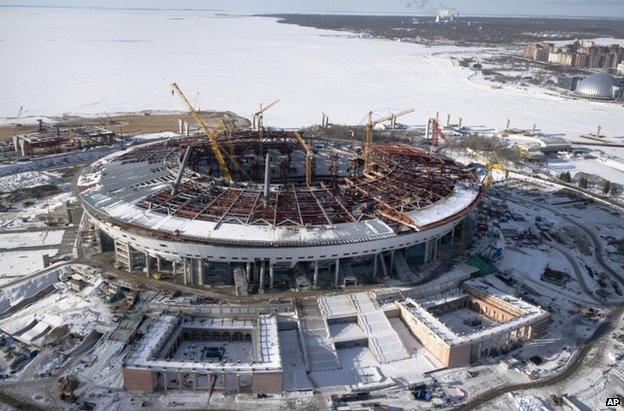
[298,298,341,372]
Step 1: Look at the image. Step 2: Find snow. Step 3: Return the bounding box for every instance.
[329,322,366,341]
[547,154,624,188]
[0,171,58,192]
[0,266,61,314]
[1,8,623,139]
[128,131,180,143]
[0,147,116,177]
[0,230,65,249]
[0,278,112,343]
[0,248,58,287]
[0,190,75,231]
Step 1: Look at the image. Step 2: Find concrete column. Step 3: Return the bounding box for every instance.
[187,259,195,286]
[259,262,265,293]
[246,262,252,283]
[450,227,455,250]
[269,264,274,289]
[156,256,162,271]
[183,258,188,285]
[378,253,388,278]
[223,372,228,393]
[193,372,198,392]
[145,253,150,278]
[460,220,466,251]
[163,371,168,392]
[236,373,241,394]
[172,261,177,275]
[334,258,340,286]
[424,241,431,264]
[373,254,378,278]
[178,371,182,392]
[95,228,103,253]
[389,250,395,277]
[198,259,205,286]
[313,261,319,288]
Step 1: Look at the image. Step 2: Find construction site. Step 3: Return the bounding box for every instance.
[0,80,623,410]
[78,84,482,293]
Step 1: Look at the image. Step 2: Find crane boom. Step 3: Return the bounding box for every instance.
[253,99,280,131]
[372,108,415,126]
[255,99,280,116]
[364,108,414,171]
[170,83,233,183]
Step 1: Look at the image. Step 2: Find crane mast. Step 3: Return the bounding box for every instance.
[170,82,233,183]
[293,131,314,186]
[429,117,449,152]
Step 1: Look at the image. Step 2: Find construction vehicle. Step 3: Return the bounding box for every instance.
[428,117,449,152]
[170,82,233,183]
[466,148,508,188]
[58,376,79,401]
[363,109,414,171]
[293,131,314,186]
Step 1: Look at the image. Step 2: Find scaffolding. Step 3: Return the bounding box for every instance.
[133,132,477,233]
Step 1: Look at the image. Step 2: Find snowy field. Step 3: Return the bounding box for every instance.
[1,7,624,141]
[0,248,58,286]
[0,230,64,249]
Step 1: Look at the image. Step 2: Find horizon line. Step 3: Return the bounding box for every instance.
[0,4,623,20]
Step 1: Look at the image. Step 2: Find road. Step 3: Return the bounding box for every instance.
[551,243,604,306]
[457,187,624,410]
[503,191,624,289]
[457,307,623,411]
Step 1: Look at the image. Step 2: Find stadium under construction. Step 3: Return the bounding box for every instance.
[77,126,483,292]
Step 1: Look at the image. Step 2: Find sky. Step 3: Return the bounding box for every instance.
[0,0,623,18]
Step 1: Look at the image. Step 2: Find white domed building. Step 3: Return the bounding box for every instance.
[574,73,622,100]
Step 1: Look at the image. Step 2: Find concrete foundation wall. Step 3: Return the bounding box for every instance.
[398,304,454,366]
[251,371,283,394]
[447,343,471,368]
[123,368,156,391]
[468,296,517,323]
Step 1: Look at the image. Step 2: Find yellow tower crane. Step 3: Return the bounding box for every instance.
[170,82,233,183]
[364,109,415,171]
[293,131,314,186]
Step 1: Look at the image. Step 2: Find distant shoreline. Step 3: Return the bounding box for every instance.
[0,5,622,20]
[268,14,624,47]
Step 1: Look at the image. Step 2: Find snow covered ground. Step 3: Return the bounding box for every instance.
[0,248,58,287]
[1,7,624,140]
[0,230,64,249]
[0,171,60,193]
[0,278,111,341]
[549,156,624,187]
